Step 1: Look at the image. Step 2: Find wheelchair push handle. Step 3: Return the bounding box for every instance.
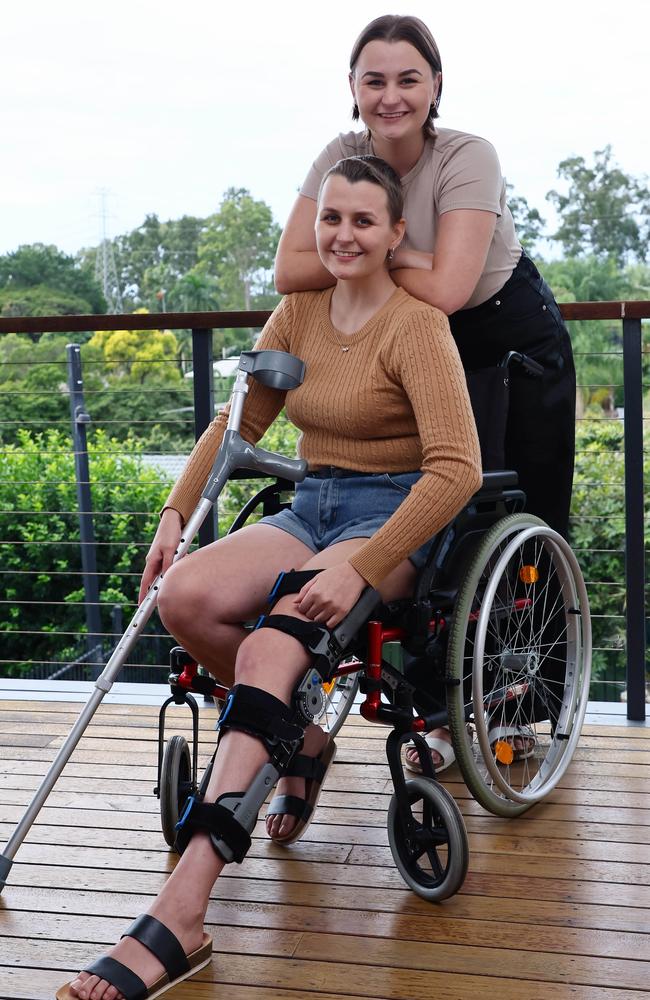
[498,350,544,377]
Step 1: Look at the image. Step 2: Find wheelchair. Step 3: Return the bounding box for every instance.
[154,348,592,903]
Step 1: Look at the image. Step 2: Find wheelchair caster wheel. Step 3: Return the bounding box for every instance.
[387,776,469,901]
[160,734,195,849]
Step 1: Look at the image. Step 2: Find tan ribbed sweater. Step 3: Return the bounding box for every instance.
[165,287,482,587]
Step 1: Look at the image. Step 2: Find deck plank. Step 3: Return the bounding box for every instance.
[0,696,648,1000]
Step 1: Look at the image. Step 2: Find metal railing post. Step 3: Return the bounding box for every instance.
[622,317,647,721]
[66,343,103,677]
[191,328,216,546]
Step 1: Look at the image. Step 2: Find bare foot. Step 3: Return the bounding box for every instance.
[66,896,206,1000]
[265,722,329,841]
[404,726,452,771]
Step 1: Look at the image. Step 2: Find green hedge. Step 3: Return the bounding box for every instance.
[0,428,174,674]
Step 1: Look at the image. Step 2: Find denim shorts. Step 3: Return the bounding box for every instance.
[259,468,434,570]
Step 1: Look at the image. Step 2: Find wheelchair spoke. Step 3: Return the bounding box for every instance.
[446,515,591,815]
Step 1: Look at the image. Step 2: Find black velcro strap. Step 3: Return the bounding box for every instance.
[217,683,303,746]
[256,614,330,651]
[267,793,311,823]
[176,795,252,864]
[121,913,189,982]
[267,568,323,606]
[84,956,147,1000]
[284,752,327,782]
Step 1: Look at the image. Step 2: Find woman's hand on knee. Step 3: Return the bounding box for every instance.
[138,508,183,604]
[294,562,366,629]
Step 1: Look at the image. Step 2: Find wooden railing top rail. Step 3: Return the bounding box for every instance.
[0,301,649,335]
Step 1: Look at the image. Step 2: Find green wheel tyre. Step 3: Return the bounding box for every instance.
[446,514,591,817]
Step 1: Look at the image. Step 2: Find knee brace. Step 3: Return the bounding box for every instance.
[255,569,340,683]
[174,683,305,864]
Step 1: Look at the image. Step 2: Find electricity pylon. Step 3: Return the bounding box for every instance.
[95,189,123,312]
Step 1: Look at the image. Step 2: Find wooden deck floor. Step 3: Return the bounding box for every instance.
[0,695,648,1000]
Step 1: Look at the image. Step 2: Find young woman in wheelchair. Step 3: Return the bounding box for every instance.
[274,14,577,773]
[58,155,481,1000]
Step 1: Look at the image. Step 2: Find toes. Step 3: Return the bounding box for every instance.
[90,979,112,1000]
[278,815,296,838]
[72,974,98,999]
[266,811,297,840]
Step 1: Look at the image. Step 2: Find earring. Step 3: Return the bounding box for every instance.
[353,102,359,116]
[386,247,395,263]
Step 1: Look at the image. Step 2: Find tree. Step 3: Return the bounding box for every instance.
[547,147,650,265]
[0,243,106,319]
[196,188,281,311]
[542,256,648,412]
[506,185,546,256]
[81,214,206,311]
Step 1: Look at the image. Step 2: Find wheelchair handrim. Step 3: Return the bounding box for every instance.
[473,525,591,803]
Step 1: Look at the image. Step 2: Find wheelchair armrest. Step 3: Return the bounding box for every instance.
[333,586,382,648]
[476,469,518,494]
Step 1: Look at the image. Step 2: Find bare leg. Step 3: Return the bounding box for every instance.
[66,542,416,1000]
[67,620,311,1000]
[265,540,417,840]
[157,523,316,687]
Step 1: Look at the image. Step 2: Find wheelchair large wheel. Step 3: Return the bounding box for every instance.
[387,776,469,901]
[320,667,359,738]
[160,734,194,848]
[446,514,591,817]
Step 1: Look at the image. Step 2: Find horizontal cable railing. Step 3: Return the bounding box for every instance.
[0,302,647,719]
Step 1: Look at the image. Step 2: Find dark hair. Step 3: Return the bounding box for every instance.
[318,155,404,225]
[349,14,443,140]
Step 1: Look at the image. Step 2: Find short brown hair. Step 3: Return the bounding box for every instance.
[350,15,443,140]
[318,155,404,226]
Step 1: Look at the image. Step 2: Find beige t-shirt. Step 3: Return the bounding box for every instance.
[300,129,522,309]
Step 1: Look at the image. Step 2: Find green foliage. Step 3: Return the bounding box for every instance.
[196,188,281,311]
[0,428,175,675]
[219,411,300,532]
[571,419,635,698]
[506,184,546,256]
[0,284,98,319]
[88,322,181,384]
[547,146,650,265]
[0,243,106,315]
[543,256,650,411]
[0,331,195,452]
[0,333,79,447]
[83,213,205,312]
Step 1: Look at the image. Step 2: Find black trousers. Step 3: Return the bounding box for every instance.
[450,252,576,725]
[449,251,576,539]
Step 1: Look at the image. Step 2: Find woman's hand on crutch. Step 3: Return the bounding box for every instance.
[138,507,183,604]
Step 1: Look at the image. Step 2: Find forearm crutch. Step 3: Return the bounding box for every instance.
[0,350,307,890]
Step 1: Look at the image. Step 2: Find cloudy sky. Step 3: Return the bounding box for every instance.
[1,0,648,256]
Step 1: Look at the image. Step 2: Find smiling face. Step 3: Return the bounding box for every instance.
[350,39,439,145]
[316,174,404,282]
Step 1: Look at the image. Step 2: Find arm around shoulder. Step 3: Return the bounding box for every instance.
[391,209,496,315]
[274,195,335,294]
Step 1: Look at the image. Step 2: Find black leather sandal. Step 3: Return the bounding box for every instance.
[56,913,213,1000]
[266,738,337,845]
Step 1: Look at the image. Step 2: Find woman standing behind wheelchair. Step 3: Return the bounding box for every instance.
[275,13,576,771]
[58,156,481,1000]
